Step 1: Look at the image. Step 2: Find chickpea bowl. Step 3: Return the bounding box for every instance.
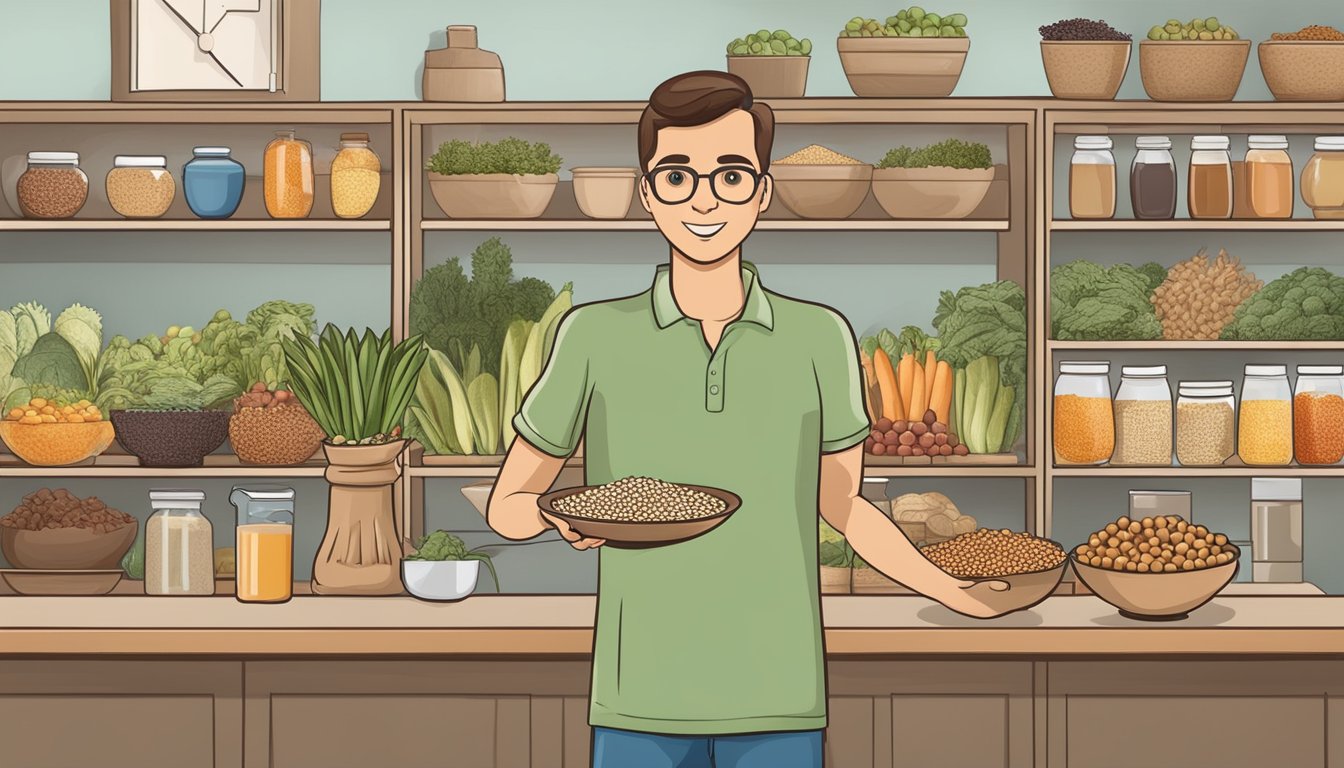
[0,406,115,467]
[538,476,740,548]
[920,528,1070,616]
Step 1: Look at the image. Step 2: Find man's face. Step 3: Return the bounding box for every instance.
[639,109,772,265]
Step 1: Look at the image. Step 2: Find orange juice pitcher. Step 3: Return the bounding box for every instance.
[231,486,295,603]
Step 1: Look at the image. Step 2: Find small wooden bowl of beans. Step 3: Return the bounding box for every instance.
[538,476,741,549]
[920,528,1070,616]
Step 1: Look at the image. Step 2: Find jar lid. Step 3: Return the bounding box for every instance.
[1191,136,1230,150]
[192,146,232,156]
[1297,365,1344,375]
[1135,136,1172,150]
[233,486,295,500]
[1074,136,1113,150]
[1059,361,1109,375]
[1181,380,1234,388]
[27,151,78,164]
[1244,364,1287,377]
[1248,135,1289,150]
[1251,477,1301,501]
[150,489,205,502]
[1121,365,1167,377]
[1179,383,1232,397]
[114,155,167,168]
[340,132,370,142]
[1314,136,1344,151]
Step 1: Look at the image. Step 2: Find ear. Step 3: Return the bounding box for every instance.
[638,175,653,214]
[759,173,773,213]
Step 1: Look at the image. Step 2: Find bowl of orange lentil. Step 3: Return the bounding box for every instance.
[1,397,114,467]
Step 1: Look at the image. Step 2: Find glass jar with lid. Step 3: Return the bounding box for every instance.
[1238,365,1293,466]
[1176,380,1236,467]
[1130,136,1176,220]
[1054,361,1114,466]
[1294,365,1344,465]
[106,155,176,219]
[231,486,295,603]
[1069,136,1116,219]
[1188,136,1233,219]
[1112,365,1173,466]
[17,152,88,219]
[263,129,314,219]
[145,489,215,596]
[183,147,245,219]
[1246,135,1293,219]
[1301,136,1344,220]
[331,132,381,219]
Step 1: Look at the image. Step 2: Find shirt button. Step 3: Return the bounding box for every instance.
[709,385,720,395]
[710,369,718,376]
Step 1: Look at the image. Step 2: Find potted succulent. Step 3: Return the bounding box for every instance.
[282,325,428,595]
[402,529,499,601]
[837,10,970,98]
[870,139,995,219]
[426,137,562,219]
[725,29,812,98]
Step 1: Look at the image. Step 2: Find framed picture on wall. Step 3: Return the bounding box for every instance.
[110,0,320,101]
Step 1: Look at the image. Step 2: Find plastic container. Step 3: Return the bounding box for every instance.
[331,132,381,219]
[1188,136,1233,219]
[1245,135,1293,219]
[1112,365,1172,466]
[231,486,295,604]
[106,156,175,219]
[1176,380,1236,467]
[1130,136,1177,220]
[17,152,87,218]
[1293,365,1344,465]
[183,147,245,219]
[145,489,214,596]
[1238,365,1293,466]
[1301,136,1344,220]
[1053,361,1114,466]
[263,130,314,219]
[1069,136,1116,219]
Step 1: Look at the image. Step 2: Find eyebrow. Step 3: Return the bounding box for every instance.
[653,154,690,166]
[717,154,753,164]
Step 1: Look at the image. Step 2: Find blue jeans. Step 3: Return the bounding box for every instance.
[592,726,823,768]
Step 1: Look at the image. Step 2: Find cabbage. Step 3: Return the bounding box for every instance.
[10,302,50,357]
[54,303,103,390]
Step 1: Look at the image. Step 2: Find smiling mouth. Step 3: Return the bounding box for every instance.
[683,222,726,238]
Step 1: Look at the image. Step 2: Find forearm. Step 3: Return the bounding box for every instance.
[837,499,962,599]
[488,489,551,541]
[486,438,566,541]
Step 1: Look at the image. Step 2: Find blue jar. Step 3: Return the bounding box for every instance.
[183,147,244,218]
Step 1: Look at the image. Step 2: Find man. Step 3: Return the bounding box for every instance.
[487,71,1009,768]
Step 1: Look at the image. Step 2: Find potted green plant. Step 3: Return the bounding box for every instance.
[426,137,562,219]
[725,29,812,98]
[282,325,428,595]
[871,139,995,219]
[402,530,499,601]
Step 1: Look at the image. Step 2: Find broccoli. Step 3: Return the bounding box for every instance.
[1051,260,1164,341]
[1221,267,1344,340]
[405,530,499,590]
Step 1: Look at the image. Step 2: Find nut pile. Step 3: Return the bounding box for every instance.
[1075,515,1236,572]
[1151,249,1262,340]
[552,477,727,522]
[1039,18,1131,41]
[7,397,103,424]
[867,410,969,458]
[774,144,864,165]
[922,528,1067,578]
[229,383,326,465]
[1271,25,1344,41]
[1,488,135,533]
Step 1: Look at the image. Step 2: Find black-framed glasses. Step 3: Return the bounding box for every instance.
[645,165,764,205]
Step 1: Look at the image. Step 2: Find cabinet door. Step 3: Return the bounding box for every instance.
[0,660,242,768]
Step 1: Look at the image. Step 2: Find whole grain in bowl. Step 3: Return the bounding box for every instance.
[921,528,1067,578]
[774,144,864,165]
[552,476,727,522]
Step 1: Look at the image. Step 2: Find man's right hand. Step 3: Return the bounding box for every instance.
[540,510,606,551]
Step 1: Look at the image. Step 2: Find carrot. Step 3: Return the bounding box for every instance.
[923,349,937,406]
[873,348,901,423]
[930,360,952,425]
[859,351,880,422]
[910,360,927,419]
[898,353,915,417]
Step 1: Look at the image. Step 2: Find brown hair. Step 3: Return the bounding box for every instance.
[637,71,775,173]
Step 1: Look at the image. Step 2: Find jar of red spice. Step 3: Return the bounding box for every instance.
[1294,365,1344,465]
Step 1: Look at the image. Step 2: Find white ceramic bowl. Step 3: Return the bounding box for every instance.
[402,559,479,601]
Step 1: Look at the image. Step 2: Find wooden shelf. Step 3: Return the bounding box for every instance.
[1048,340,1344,351]
[1051,466,1344,478]
[0,219,391,232]
[1051,219,1344,232]
[0,455,327,478]
[420,219,1011,232]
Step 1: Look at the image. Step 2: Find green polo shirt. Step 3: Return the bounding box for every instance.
[514,261,869,735]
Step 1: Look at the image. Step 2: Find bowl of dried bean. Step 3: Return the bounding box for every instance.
[538,476,740,548]
[768,145,873,219]
[0,488,138,570]
[1259,27,1344,102]
[228,384,325,466]
[1039,19,1133,100]
[920,528,1069,615]
[1072,514,1239,621]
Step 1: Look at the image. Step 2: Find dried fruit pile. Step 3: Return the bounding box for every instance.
[1,488,135,533]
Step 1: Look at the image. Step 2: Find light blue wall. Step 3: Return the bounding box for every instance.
[4,0,1343,101]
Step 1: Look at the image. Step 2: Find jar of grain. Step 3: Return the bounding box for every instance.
[17,152,87,219]
[183,147,245,219]
[263,130,314,219]
[1294,365,1344,465]
[106,155,176,219]
[145,489,214,596]
[1239,365,1293,466]
[1069,137,1116,219]
[1246,135,1293,219]
[1176,380,1236,467]
[1112,365,1172,466]
[1301,137,1344,220]
[1188,136,1233,219]
[330,132,381,219]
[1053,361,1114,466]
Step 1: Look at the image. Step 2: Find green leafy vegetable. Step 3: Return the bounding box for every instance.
[405,530,499,590]
[1221,267,1344,340]
[466,372,500,455]
[819,520,853,568]
[426,138,563,176]
[876,139,992,170]
[52,304,102,389]
[10,302,50,358]
[1050,260,1164,341]
[121,526,145,580]
[933,280,1027,452]
[11,333,87,393]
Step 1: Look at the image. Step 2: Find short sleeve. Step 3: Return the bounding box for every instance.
[513,309,594,457]
[813,309,871,453]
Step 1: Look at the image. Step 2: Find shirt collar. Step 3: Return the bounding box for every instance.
[650,261,775,332]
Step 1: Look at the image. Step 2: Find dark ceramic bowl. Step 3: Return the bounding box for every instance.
[110,410,230,467]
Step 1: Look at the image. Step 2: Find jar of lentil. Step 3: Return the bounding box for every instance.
[1246,135,1294,219]
[17,152,88,219]
[1188,136,1233,220]
[1176,380,1235,467]
[1112,365,1172,466]
[263,130,314,219]
[1069,136,1116,220]
[106,155,176,219]
[183,147,245,219]
[1301,136,1344,220]
[331,132,381,219]
[1294,364,1344,465]
[1238,364,1293,466]
[1053,361,1114,466]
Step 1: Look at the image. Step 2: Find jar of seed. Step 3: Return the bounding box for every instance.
[331,132,381,219]
[106,155,176,219]
[17,152,87,219]
[1239,365,1293,466]
[1112,365,1173,466]
[1176,380,1236,467]
[1294,365,1344,465]
[1053,361,1114,466]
